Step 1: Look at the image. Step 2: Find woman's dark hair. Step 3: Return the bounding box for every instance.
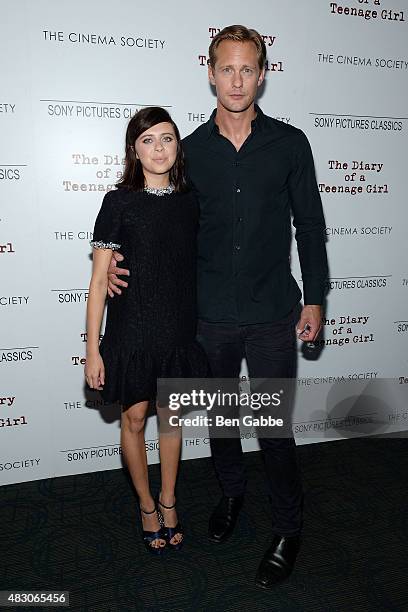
[116,106,187,192]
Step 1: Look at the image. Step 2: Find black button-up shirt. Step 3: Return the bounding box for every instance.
[183,105,328,324]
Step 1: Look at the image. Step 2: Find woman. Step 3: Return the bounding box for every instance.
[85,107,208,554]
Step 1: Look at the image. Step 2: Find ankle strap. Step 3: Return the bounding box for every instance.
[158,498,176,510]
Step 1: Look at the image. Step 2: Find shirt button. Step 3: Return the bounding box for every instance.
[236,188,241,193]
[238,217,243,222]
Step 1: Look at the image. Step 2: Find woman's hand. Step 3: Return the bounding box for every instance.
[85,353,105,390]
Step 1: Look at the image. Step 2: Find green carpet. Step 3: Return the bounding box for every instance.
[1,437,408,611]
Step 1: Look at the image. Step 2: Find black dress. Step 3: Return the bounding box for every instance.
[90,187,208,407]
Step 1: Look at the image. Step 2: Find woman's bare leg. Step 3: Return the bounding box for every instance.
[157,406,183,544]
[121,401,165,548]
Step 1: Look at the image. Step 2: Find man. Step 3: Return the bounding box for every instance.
[108,25,328,588]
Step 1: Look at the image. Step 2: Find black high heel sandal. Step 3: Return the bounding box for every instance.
[157,497,184,551]
[140,505,167,555]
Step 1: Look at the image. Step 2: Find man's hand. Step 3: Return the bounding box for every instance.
[296,305,322,342]
[107,251,130,297]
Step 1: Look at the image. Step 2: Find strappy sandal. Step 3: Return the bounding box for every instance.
[140,505,167,555]
[157,497,184,551]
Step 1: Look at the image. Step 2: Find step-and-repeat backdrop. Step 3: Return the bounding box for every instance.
[1,0,407,484]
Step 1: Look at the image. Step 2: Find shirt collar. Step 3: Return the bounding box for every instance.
[206,104,265,138]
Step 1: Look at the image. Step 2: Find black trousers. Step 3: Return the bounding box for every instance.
[196,306,303,536]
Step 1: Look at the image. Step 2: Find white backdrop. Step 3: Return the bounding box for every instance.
[1,0,407,485]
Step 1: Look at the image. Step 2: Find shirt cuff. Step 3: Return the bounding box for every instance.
[303,278,327,305]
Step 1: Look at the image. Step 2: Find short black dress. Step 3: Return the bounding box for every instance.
[91,187,209,407]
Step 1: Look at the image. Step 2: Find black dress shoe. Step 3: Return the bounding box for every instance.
[255,534,300,589]
[208,495,244,543]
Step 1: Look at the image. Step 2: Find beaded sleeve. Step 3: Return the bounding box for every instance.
[91,190,122,251]
[90,240,121,250]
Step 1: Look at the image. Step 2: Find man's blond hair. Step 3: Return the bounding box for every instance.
[209,25,266,71]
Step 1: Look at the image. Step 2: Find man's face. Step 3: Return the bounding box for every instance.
[208,40,265,113]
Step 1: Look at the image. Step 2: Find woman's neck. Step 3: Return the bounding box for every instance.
[144,172,170,189]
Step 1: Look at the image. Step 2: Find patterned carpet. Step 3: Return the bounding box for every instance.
[1,437,408,612]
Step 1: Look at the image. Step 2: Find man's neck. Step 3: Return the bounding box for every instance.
[215,103,257,151]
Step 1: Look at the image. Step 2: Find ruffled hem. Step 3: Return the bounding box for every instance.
[99,340,209,406]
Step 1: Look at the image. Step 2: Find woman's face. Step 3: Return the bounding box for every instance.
[134,122,178,184]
